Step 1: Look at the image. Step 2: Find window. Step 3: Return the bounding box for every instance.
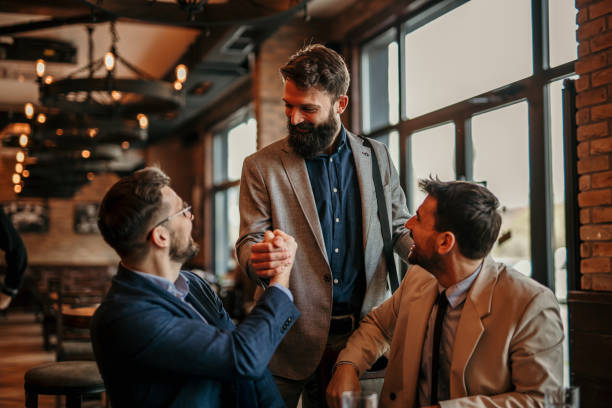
[212,116,257,277]
[358,0,577,384]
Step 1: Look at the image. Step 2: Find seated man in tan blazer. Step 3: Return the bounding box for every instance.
[326,179,563,408]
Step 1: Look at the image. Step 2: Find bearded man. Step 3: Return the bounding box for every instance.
[92,167,300,408]
[236,44,413,407]
[326,179,564,408]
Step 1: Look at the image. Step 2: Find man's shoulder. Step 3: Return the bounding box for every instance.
[246,137,289,161]
[490,261,557,307]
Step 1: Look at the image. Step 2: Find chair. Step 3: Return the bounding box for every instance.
[55,288,100,362]
[24,361,105,408]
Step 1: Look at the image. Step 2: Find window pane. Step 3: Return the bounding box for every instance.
[373,131,400,170]
[227,118,257,180]
[472,102,531,276]
[213,186,240,277]
[549,0,578,68]
[361,28,399,133]
[409,123,455,212]
[403,0,532,118]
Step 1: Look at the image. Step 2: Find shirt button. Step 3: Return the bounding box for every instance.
[334,248,339,253]
[329,158,333,163]
[333,188,338,193]
[333,278,339,284]
[335,218,340,223]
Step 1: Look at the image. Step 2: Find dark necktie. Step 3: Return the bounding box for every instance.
[430,290,448,406]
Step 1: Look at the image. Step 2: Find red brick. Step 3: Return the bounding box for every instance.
[591,30,612,53]
[578,188,612,206]
[577,86,608,107]
[581,224,612,240]
[576,75,591,92]
[581,274,591,289]
[581,257,612,273]
[582,243,593,258]
[577,155,610,173]
[592,66,612,86]
[579,141,591,158]
[577,108,591,125]
[577,17,607,41]
[577,0,596,8]
[581,208,592,224]
[591,241,612,256]
[578,7,589,25]
[591,136,612,153]
[580,174,592,190]
[578,121,608,140]
[592,170,612,187]
[589,273,612,290]
[575,52,607,74]
[593,206,612,222]
[589,0,612,19]
[592,102,612,120]
[579,41,591,57]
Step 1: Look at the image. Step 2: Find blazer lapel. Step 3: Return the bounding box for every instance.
[347,132,376,276]
[280,140,328,263]
[449,258,499,397]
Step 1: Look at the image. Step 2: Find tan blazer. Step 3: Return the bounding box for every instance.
[338,257,564,407]
[236,130,412,380]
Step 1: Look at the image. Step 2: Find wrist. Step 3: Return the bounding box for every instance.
[333,361,359,377]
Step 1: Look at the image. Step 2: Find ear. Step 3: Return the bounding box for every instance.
[436,231,456,255]
[150,225,170,249]
[336,95,348,114]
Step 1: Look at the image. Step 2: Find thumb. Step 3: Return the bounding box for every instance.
[263,230,275,242]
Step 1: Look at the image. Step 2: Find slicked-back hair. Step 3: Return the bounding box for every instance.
[419,178,502,259]
[98,167,170,260]
[280,44,350,100]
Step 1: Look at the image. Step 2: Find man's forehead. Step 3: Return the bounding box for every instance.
[161,186,181,207]
[419,195,437,216]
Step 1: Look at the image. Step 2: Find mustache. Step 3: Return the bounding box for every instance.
[289,122,314,132]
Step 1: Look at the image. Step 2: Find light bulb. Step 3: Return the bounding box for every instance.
[35,59,46,78]
[137,113,148,130]
[111,90,122,101]
[104,52,116,72]
[43,75,53,85]
[15,163,23,173]
[37,113,46,124]
[13,184,22,194]
[81,150,91,159]
[24,103,34,120]
[174,80,182,91]
[16,151,25,163]
[121,141,130,150]
[12,173,21,184]
[175,64,187,83]
[22,169,29,178]
[18,134,28,148]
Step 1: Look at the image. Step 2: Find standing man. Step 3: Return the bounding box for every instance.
[326,179,564,407]
[92,167,300,408]
[236,44,412,407]
[0,206,28,310]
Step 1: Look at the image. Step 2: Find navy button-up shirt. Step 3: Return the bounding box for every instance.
[305,126,365,316]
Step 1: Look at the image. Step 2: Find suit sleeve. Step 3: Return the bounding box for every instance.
[336,271,407,374]
[440,289,564,408]
[235,154,269,282]
[379,143,412,263]
[0,207,27,291]
[93,286,300,382]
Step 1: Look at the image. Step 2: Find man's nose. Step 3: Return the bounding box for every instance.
[290,109,304,126]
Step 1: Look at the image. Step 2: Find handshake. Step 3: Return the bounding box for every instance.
[249,229,297,288]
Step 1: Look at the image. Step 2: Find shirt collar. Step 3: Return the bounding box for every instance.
[439,262,483,309]
[121,262,190,302]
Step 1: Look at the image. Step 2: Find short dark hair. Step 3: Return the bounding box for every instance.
[98,167,170,260]
[419,178,502,259]
[280,44,349,100]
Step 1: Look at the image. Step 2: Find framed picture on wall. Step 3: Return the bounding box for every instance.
[74,203,100,234]
[2,201,49,233]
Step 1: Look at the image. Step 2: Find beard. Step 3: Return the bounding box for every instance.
[408,242,443,274]
[288,109,340,159]
[169,231,199,264]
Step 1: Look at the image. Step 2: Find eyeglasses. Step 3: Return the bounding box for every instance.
[147,204,193,239]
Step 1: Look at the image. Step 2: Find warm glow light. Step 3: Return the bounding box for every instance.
[174,80,182,91]
[13,185,21,194]
[104,52,115,72]
[22,169,29,178]
[24,103,34,119]
[35,59,46,78]
[81,149,91,159]
[16,151,25,163]
[12,173,21,184]
[15,163,23,173]
[137,113,148,130]
[121,141,130,150]
[87,172,95,181]
[37,113,46,124]
[87,128,98,138]
[56,129,63,136]
[18,134,28,148]
[43,75,53,85]
[175,64,187,83]
[111,90,122,101]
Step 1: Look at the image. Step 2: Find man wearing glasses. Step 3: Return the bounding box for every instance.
[91,167,300,408]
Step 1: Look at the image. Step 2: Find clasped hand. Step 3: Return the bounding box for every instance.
[249,229,297,288]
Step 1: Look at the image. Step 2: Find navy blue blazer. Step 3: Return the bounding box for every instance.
[91,265,299,408]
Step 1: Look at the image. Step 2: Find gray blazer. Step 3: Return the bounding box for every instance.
[236,130,412,380]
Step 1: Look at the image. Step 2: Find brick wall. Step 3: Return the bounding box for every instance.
[576,0,612,291]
